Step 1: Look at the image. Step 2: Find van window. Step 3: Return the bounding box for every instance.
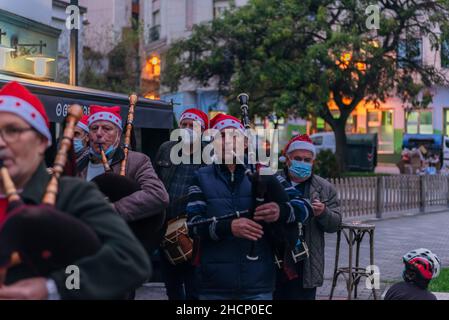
[446,139,449,149]
[312,136,323,146]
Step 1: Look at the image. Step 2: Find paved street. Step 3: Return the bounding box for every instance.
[136,210,449,300]
[318,210,449,299]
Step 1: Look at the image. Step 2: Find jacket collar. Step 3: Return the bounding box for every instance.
[215,163,247,186]
[21,162,51,205]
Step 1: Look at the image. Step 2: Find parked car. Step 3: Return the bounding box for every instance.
[310,132,336,153]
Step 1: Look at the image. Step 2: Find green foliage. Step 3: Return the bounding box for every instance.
[81,26,142,94]
[313,149,340,178]
[429,268,449,293]
[162,0,449,169]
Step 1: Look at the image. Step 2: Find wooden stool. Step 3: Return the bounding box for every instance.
[329,222,377,300]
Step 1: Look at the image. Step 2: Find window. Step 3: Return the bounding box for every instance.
[346,114,357,133]
[367,110,394,154]
[397,38,422,68]
[150,10,161,41]
[419,111,433,134]
[406,111,433,134]
[316,117,325,131]
[444,109,449,135]
[406,111,419,134]
[153,10,161,26]
[214,0,230,19]
[312,136,323,146]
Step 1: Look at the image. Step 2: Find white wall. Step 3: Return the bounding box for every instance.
[429,86,449,133]
[79,0,126,54]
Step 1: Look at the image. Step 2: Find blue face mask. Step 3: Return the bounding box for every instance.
[73,139,84,154]
[89,145,117,160]
[288,160,313,179]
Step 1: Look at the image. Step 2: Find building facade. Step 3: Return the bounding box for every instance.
[0,0,86,84]
[307,34,449,163]
[79,1,449,164]
[143,0,248,120]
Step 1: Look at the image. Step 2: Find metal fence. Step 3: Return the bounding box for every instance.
[329,175,449,219]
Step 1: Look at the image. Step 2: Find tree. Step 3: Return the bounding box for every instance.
[162,0,449,171]
[81,22,143,94]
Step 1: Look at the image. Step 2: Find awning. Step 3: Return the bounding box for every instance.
[0,74,173,129]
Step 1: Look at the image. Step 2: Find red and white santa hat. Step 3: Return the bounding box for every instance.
[281,134,316,161]
[88,105,122,129]
[0,81,52,146]
[76,114,89,133]
[179,108,209,130]
[210,113,245,134]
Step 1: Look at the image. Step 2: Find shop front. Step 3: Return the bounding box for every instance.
[0,74,173,162]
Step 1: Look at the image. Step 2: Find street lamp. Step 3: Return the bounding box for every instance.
[10,37,55,78]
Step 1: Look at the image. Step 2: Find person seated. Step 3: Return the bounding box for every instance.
[384,248,440,300]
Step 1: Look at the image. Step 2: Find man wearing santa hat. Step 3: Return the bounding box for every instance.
[274,134,341,300]
[154,108,209,300]
[77,105,169,249]
[185,113,309,300]
[73,114,90,165]
[0,81,151,299]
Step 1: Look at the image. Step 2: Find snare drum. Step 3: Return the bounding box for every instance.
[161,216,193,265]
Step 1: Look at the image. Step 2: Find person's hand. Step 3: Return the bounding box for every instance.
[0,278,48,300]
[231,218,264,241]
[312,199,326,217]
[254,202,280,223]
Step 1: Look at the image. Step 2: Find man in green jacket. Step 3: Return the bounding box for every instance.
[0,81,151,299]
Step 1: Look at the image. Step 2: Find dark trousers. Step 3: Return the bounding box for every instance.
[274,262,317,300]
[160,249,198,300]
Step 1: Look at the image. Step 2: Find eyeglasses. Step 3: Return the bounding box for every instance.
[0,126,35,144]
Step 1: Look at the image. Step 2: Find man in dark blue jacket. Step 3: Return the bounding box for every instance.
[186,114,310,300]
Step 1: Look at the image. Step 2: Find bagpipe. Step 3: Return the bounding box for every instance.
[237,93,310,278]
[0,105,101,286]
[161,94,310,275]
[91,94,165,253]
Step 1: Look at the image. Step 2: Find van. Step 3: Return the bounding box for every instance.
[310,132,336,154]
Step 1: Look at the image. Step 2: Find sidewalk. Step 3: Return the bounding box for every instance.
[136,210,449,300]
[317,210,449,299]
[375,162,400,175]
